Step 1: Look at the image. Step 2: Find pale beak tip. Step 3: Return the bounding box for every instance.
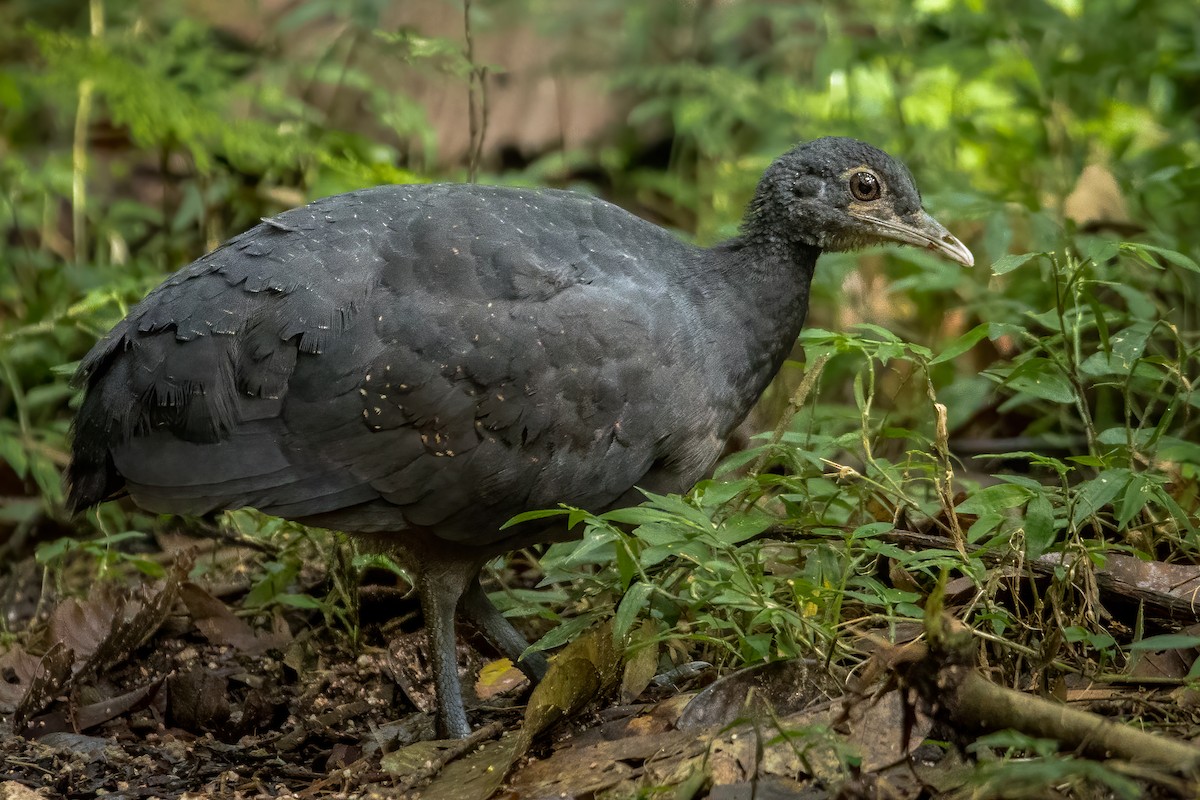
[941,234,974,268]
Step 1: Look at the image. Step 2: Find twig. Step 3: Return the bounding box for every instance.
[406,720,505,786]
[463,0,489,182]
[930,400,967,557]
[749,354,830,480]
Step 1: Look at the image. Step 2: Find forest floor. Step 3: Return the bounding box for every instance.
[3,528,1200,800]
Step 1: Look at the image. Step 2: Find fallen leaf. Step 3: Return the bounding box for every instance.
[179,582,291,655]
[620,621,659,704]
[421,621,623,798]
[843,688,933,771]
[386,629,478,715]
[0,780,45,799]
[11,643,74,733]
[677,658,843,731]
[418,733,521,800]
[474,658,527,700]
[74,679,164,731]
[167,664,231,735]
[46,566,182,680]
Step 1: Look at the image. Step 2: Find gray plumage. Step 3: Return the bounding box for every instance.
[67,137,972,738]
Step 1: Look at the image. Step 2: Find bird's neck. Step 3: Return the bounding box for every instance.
[692,234,820,435]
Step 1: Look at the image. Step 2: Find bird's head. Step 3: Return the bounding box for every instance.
[746,137,973,267]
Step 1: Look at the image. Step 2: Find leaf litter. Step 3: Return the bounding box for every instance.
[3,536,1200,798]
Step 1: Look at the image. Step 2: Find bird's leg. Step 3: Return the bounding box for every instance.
[415,556,477,739]
[460,575,549,683]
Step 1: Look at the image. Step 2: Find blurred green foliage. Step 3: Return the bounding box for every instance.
[2,0,1199,785]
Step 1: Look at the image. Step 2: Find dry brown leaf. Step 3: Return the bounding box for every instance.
[73,679,164,731]
[0,780,47,799]
[179,582,291,655]
[418,734,521,800]
[0,647,63,712]
[677,658,842,731]
[504,733,694,798]
[8,643,74,734]
[474,658,528,700]
[386,629,483,717]
[844,689,933,772]
[167,664,232,734]
[420,621,623,799]
[45,567,182,681]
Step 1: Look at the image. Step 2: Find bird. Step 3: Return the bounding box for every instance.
[66,137,973,739]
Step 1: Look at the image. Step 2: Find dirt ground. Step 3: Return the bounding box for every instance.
[3,529,1200,799]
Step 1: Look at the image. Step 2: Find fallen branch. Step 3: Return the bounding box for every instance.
[941,663,1200,771]
[875,617,1200,776]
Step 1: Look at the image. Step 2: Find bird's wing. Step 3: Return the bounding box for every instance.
[71,185,716,540]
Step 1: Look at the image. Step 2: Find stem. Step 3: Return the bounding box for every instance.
[72,82,94,264]
[71,0,105,264]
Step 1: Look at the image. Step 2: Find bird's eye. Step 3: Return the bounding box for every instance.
[849,172,881,202]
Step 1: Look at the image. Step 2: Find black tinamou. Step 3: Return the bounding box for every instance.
[67,137,972,738]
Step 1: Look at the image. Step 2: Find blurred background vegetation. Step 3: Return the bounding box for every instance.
[2,0,1200,760]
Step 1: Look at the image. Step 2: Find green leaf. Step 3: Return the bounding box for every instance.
[975,451,1071,475]
[1120,242,1200,273]
[0,433,29,478]
[850,323,903,343]
[1150,486,1198,536]
[613,582,654,643]
[24,383,74,409]
[501,507,572,529]
[1070,469,1132,527]
[850,521,894,539]
[30,456,63,503]
[601,507,677,526]
[275,593,325,610]
[1096,427,1152,448]
[1128,634,1200,651]
[632,523,689,548]
[966,512,1004,543]
[614,537,638,591]
[1116,473,1155,527]
[1001,358,1076,404]
[527,609,608,654]
[1110,320,1154,364]
[35,536,77,564]
[1024,493,1057,558]
[957,483,1032,516]
[994,474,1044,490]
[992,252,1044,275]
[715,508,773,545]
[1081,238,1119,265]
[931,323,991,365]
[1083,321,1154,376]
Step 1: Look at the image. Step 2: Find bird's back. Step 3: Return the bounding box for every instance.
[69,183,729,547]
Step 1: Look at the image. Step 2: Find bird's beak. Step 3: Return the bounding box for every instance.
[848,209,974,267]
